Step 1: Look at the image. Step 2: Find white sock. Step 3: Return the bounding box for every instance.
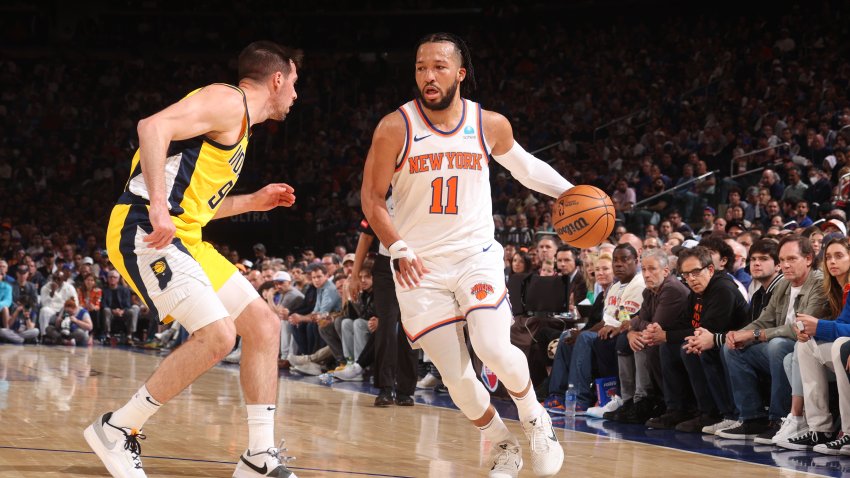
[511,385,545,422]
[110,384,162,431]
[247,404,276,451]
[478,411,516,446]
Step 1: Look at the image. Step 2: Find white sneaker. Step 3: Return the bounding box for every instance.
[83,412,147,478]
[333,363,363,381]
[416,373,442,390]
[488,441,522,478]
[287,354,311,367]
[765,413,809,445]
[585,395,623,419]
[224,348,242,364]
[233,440,297,477]
[521,411,564,477]
[704,419,741,435]
[291,361,322,376]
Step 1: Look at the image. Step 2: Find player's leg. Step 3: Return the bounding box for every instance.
[197,243,295,478]
[459,244,563,477]
[415,323,523,478]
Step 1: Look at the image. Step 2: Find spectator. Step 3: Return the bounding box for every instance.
[10,264,38,319]
[781,166,808,206]
[100,270,140,344]
[698,207,716,236]
[270,271,304,367]
[335,267,376,381]
[782,236,850,453]
[646,246,748,431]
[789,199,813,229]
[45,298,93,346]
[726,239,752,290]
[0,275,12,329]
[603,248,689,424]
[289,264,341,375]
[542,252,613,412]
[720,235,826,444]
[77,273,102,335]
[556,246,587,307]
[38,270,78,337]
[321,253,342,277]
[0,294,39,344]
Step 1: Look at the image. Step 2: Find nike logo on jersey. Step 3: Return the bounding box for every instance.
[240,455,268,475]
[413,134,432,142]
[483,244,493,252]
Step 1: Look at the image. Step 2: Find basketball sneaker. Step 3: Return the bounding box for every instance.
[233,440,297,478]
[488,441,522,478]
[521,410,564,476]
[416,373,442,390]
[334,363,363,381]
[83,412,147,478]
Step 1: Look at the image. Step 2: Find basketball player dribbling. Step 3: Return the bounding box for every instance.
[361,33,570,477]
[84,41,302,478]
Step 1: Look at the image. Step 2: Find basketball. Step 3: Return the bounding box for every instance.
[553,185,615,248]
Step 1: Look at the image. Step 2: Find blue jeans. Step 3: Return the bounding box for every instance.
[723,337,794,421]
[568,330,599,408]
[548,330,574,396]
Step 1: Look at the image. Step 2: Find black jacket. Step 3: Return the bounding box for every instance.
[668,272,750,345]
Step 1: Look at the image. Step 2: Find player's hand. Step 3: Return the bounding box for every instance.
[389,240,429,288]
[252,183,296,211]
[795,313,819,336]
[144,202,176,249]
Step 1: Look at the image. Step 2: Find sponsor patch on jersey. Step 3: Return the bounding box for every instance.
[471,282,495,301]
[150,258,173,291]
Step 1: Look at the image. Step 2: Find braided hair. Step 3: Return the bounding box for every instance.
[415,33,477,95]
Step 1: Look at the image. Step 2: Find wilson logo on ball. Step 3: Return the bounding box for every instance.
[558,217,589,236]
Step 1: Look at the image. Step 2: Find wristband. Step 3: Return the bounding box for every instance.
[388,240,417,270]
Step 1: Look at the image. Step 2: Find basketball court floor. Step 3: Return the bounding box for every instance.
[0,344,845,477]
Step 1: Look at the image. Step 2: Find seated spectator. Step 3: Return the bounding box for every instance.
[789,199,813,229]
[646,246,748,431]
[77,273,102,335]
[700,235,749,300]
[556,245,587,307]
[538,259,556,276]
[269,271,304,367]
[0,295,39,344]
[0,272,10,325]
[101,270,140,344]
[602,248,690,424]
[725,238,752,289]
[10,264,39,318]
[542,252,612,412]
[576,244,645,413]
[336,268,376,381]
[782,236,850,453]
[45,298,93,346]
[720,235,826,444]
[290,264,341,375]
[697,207,716,236]
[38,270,78,337]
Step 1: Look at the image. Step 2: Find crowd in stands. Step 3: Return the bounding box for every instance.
[2,0,850,456]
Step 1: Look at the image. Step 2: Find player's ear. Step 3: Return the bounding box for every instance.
[458,67,466,82]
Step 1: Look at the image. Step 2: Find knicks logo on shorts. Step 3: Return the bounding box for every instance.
[470,282,494,301]
[150,258,173,291]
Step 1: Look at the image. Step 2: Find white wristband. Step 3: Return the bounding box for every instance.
[388,240,417,262]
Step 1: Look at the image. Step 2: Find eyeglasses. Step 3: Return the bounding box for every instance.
[680,266,707,279]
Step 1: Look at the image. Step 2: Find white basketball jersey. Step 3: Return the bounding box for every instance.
[392,98,494,258]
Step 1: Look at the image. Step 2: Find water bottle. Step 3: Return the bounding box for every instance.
[564,384,577,417]
[318,373,334,386]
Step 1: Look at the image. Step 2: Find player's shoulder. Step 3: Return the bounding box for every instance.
[480,108,512,145]
[188,84,245,110]
[373,109,408,139]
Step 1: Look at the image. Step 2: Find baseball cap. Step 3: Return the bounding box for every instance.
[821,218,847,236]
[343,253,356,264]
[681,239,699,249]
[253,243,266,252]
[273,271,292,282]
[703,206,716,215]
[82,256,94,265]
[242,259,254,268]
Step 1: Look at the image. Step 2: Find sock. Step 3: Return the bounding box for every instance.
[247,404,276,452]
[478,411,517,446]
[110,385,162,431]
[511,384,545,422]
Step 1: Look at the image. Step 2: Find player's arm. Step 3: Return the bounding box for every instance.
[137,84,245,248]
[484,110,574,198]
[361,112,427,288]
[212,183,296,220]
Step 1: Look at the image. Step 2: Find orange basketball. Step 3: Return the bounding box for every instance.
[553,185,616,248]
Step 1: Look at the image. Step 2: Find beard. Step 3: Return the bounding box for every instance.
[416,79,459,111]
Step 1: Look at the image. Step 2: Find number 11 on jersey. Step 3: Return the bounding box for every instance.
[429,176,459,214]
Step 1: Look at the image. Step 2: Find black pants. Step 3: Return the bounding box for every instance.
[372,255,418,395]
[659,340,695,411]
[592,333,621,379]
[681,346,735,418]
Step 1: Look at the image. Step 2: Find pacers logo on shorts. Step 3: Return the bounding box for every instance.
[470,282,494,301]
[150,258,173,291]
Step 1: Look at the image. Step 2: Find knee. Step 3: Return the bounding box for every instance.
[354,320,369,333]
[206,321,238,360]
[242,309,280,348]
[766,338,792,358]
[341,318,353,333]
